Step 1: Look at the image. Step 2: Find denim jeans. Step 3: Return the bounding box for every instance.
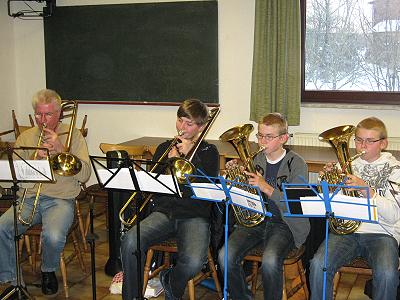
[0,195,75,283]
[309,233,399,300]
[120,212,210,300]
[218,221,295,300]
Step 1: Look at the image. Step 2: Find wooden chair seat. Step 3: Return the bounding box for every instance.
[143,239,223,300]
[244,244,309,300]
[332,257,372,299]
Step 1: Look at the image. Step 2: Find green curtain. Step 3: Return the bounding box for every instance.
[250,0,301,125]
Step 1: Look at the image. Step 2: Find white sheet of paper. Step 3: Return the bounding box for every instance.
[97,167,179,195]
[229,186,264,213]
[300,194,378,221]
[190,183,264,213]
[0,160,53,181]
[189,182,226,200]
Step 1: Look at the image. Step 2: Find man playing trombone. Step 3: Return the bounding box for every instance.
[120,99,219,300]
[0,89,91,298]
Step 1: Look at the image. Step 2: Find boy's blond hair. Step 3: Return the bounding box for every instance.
[259,113,288,135]
[356,117,387,139]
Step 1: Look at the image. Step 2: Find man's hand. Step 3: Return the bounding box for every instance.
[36,128,64,159]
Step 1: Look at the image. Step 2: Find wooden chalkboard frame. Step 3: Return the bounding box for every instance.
[43,1,218,106]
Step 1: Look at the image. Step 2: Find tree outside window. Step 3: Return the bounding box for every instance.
[302,0,400,104]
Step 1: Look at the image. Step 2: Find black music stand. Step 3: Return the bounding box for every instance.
[90,155,181,300]
[0,144,54,300]
[281,180,377,300]
[185,172,271,300]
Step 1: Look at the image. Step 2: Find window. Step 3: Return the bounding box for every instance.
[301,0,400,104]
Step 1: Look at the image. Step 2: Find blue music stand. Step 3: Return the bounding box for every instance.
[281,180,377,300]
[185,172,272,300]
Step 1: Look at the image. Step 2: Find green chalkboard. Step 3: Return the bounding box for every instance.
[44,1,218,105]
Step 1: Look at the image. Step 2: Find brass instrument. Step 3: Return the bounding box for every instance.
[51,101,82,176]
[219,124,265,227]
[17,100,82,226]
[318,125,363,235]
[119,107,220,227]
[17,124,47,225]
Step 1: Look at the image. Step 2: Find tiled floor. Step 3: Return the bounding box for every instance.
[0,205,371,300]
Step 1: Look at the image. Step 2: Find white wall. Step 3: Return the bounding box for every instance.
[0,1,17,133]
[2,0,400,160]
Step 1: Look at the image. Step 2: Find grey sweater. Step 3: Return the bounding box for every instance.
[253,148,310,247]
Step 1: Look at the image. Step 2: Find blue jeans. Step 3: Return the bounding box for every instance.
[309,233,399,300]
[120,212,210,300]
[0,195,75,283]
[218,221,295,300]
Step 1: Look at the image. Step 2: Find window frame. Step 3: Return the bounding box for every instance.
[300,0,400,105]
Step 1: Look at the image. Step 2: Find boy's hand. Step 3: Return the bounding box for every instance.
[245,171,274,197]
[345,174,375,197]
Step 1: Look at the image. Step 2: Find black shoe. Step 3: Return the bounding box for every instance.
[159,268,181,300]
[0,285,29,300]
[41,271,58,296]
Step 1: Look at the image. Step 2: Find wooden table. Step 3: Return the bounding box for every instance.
[119,136,339,173]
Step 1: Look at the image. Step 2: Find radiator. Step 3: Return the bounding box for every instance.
[287,133,400,183]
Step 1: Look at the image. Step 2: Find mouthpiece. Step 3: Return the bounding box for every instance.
[349,150,366,162]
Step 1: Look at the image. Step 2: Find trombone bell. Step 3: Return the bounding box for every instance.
[51,152,82,176]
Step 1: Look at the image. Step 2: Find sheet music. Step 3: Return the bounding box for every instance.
[0,160,53,181]
[97,167,180,195]
[190,182,265,214]
[300,194,378,222]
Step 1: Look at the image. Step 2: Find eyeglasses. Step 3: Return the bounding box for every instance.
[34,112,55,118]
[354,137,384,145]
[255,133,284,141]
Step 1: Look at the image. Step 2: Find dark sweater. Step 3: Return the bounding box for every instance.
[151,140,219,219]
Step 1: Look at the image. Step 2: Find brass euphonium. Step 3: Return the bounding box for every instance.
[17,100,82,226]
[318,125,363,235]
[219,123,265,227]
[118,107,220,227]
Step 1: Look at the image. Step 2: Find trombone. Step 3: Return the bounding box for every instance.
[17,124,47,225]
[119,107,220,227]
[17,100,82,226]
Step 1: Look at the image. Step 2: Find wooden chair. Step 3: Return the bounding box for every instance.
[0,110,35,143]
[143,239,223,300]
[20,198,87,298]
[244,244,309,300]
[332,257,372,299]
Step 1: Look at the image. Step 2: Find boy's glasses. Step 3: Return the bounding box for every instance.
[255,133,282,141]
[354,137,384,145]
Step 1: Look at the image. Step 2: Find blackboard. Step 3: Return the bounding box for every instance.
[43,1,218,105]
